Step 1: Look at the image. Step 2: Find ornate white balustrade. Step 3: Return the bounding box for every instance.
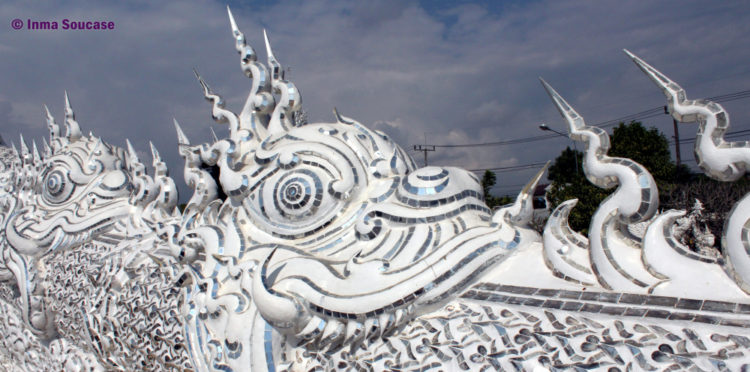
[0,8,749,372]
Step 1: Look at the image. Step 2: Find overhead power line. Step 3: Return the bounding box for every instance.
[469,162,549,173]
[435,134,559,148]
[669,128,750,145]
[426,88,750,182]
[422,88,750,149]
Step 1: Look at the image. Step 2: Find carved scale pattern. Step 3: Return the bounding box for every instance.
[280,300,750,371]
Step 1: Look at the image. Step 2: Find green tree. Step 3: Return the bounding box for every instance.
[609,122,681,184]
[481,170,496,197]
[546,121,680,233]
[547,120,750,252]
[547,147,582,184]
[497,195,513,206]
[481,170,498,208]
[546,145,599,232]
[481,169,545,211]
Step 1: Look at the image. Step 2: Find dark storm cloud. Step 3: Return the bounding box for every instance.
[2,0,749,199]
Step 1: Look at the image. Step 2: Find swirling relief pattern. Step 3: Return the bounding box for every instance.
[0,95,190,370]
[2,8,750,372]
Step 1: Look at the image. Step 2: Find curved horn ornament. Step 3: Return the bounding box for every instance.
[541,79,659,291]
[172,10,528,368]
[63,92,82,143]
[628,50,750,294]
[5,9,750,372]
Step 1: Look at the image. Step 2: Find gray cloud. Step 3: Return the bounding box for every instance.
[2,0,750,200]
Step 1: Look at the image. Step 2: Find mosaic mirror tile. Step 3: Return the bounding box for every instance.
[1,7,749,372]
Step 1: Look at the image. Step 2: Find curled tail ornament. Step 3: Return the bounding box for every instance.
[493,162,549,228]
[542,199,597,286]
[627,50,750,294]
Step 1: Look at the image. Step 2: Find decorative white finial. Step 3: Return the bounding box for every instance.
[507,161,550,226]
[125,139,140,163]
[541,78,659,291]
[150,141,169,177]
[64,91,82,142]
[19,134,29,157]
[263,29,282,81]
[42,138,51,158]
[173,119,190,145]
[194,69,240,140]
[31,141,40,163]
[44,105,60,143]
[149,141,161,162]
[627,50,750,294]
[125,139,145,177]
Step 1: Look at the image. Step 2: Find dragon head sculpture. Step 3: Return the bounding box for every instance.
[5,7,750,372]
[0,93,183,348]
[5,97,133,257]
[172,9,542,369]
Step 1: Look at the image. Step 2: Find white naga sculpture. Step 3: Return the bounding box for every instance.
[1,8,750,371]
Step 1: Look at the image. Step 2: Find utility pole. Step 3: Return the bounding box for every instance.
[666,106,681,166]
[413,144,435,167]
[413,132,435,167]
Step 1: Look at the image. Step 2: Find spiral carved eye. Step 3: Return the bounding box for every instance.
[43,169,75,204]
[274,171,322,218]
[244,161,349,240]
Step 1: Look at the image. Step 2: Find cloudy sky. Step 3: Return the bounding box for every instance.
[2,0,750,201]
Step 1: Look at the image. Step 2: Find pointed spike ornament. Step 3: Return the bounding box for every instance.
[264,29,282,81]
[209,127,219,143]
[18,135,32,168]
[262,28,301,136]
[263,29,273,57]
[521,161,549,197]
[626,50,750,179]
[64,91,82,142]
[125,139,140,162]
[173,119,190,145]
[227,6,258,70]
[42,138,51,158]
[539,78,584,133]
[496,161,550,227]
[226,6,274,140]
[19,134,29,156]
[193,69,211,97]
[31,141,40,163]
[227,6,239,35]
[149,141,169,177]
[623,49,684,105]
[194,69,240,139]
[44,105,60,143]
[125,139,145,176]
[540,78,613,159]
[624,49,701,124]
[149,141,162,163]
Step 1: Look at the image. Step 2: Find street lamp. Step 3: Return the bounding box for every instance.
[540,123,579,175]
